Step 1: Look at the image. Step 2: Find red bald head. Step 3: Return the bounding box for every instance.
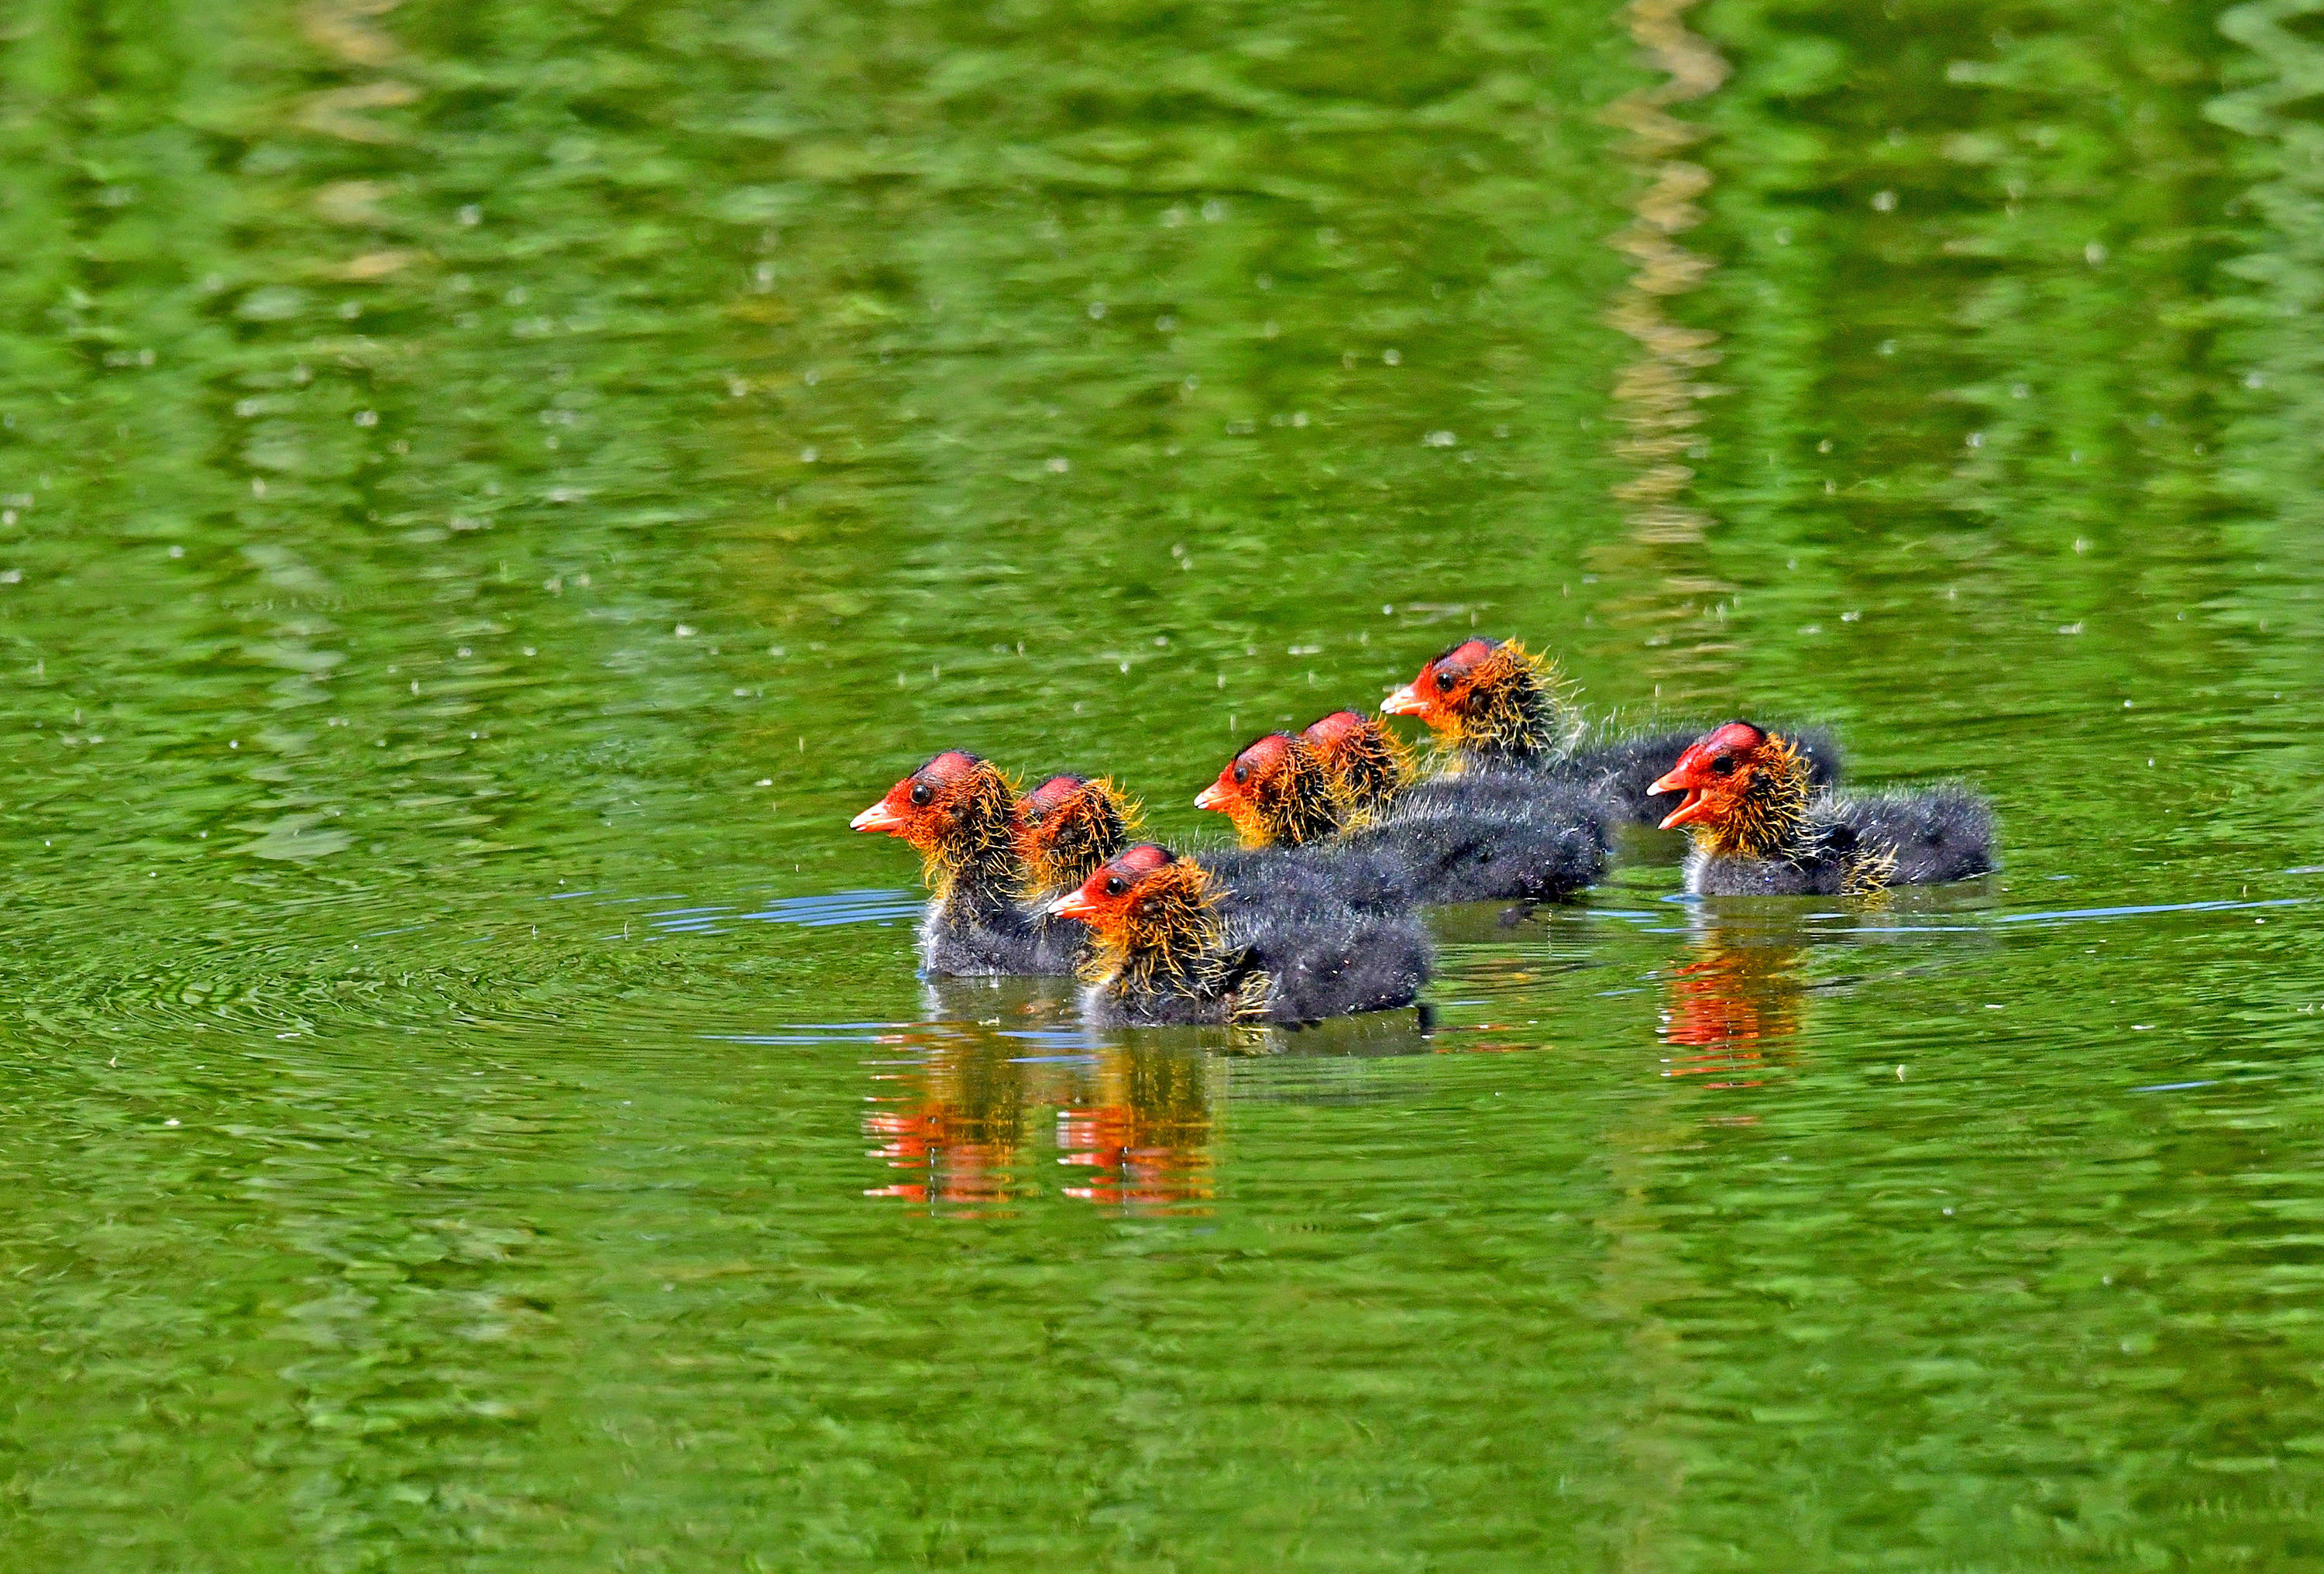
[1301,710,1369,751]
[1017,772,1089,824]
[1047,843,1177,925]
[1195,733,1298,816]
[1647,723,1772,831]
[850,750,986,842]
[1381,638,1504,730]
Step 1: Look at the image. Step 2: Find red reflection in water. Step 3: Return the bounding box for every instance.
[865,1034,1215,1213]
[1659,928,1806,1089]
[864,1031,1055,1212]
[1057,1048,1217,1215]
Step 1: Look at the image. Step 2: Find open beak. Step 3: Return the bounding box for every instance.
[850,800,904,833]
[1647,766,1717,831]
[1194,782,1228,812]
[1380,682,1427,717]
[1047,888,1098,921]
[1658,792,1718,831]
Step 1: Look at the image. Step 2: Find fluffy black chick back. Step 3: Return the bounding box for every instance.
[1200,841,1411,914]
[1838,785,1995,884]
[1356,775,1612,903]
[1238,903,1431,1022]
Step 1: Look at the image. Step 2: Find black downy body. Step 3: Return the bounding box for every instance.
[1686,786,1994,895]
[1655,727,1994,896]
[1077,854,1432,1028]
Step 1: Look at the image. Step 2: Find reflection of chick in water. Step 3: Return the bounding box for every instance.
[1659,913,1809,1089]
[865,1029,1037,1209]
[1058,1046,1219,1212]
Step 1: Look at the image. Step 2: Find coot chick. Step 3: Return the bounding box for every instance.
[1302,707,1614,843]
[851,751,1081,977]
[1195,727,1611,905]
[1009,760,1416,919]
[1648,721,1995,895]
[1195,731,1350,848]
[1010,764,1417,922]
[1380,635,1848,823]
[1012,772,1140,905]
[1299,709,1416,827]
[1047,844,1430,1026]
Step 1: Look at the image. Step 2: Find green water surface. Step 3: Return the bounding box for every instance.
[4,0,2323,1568]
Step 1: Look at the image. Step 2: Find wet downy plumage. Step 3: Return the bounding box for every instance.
[1011,772,1140,906]
[1301,708,1415,827]
[851,751,1086,977]
[856,754,1407,974]
[1048,844,1430,1026]
[1195,722,1611,905]
[1380,636,1848,823]
[1647,721,1995,895]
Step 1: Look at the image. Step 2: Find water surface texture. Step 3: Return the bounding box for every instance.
[5,0,2324,1569]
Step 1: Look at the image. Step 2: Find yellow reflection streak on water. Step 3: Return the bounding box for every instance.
[1593,0,1742,701]
[1602,0,1728,549]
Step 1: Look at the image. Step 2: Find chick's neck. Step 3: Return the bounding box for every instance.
[1320,724,1415,826]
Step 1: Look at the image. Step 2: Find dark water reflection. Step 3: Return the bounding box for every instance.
[5,0,2324,1567]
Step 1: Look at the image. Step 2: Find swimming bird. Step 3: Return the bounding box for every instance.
[1380,636,1848,823]
[855,749,1436,975]
[1047,844,1430,1026]
[851,751,1085,976]
[1648,721,1994,895]
[1194,725,1611,904]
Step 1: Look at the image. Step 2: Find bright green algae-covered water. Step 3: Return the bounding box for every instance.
[5,0,2324,1568]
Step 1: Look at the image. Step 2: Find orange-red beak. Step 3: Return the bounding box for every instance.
[1380,682,1427,717]
[1047,888,1098,921]
[1194,781,1229,813]
[1645,763,1689,799]
[1647,763,1713,831]
[1654,789,1716,832]
[850,799,905,833]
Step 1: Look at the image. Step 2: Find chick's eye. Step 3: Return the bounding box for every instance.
[1709,754,1735,778]
[909,782,934,806]
[1232,765,1249,784]
[1102,877,1127,898]
[1434,668,1456,692]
